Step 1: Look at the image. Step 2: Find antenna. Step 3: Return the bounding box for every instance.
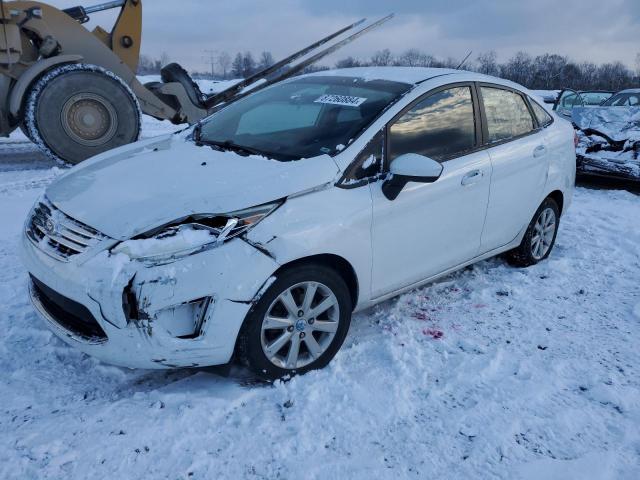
[456,51,473,70]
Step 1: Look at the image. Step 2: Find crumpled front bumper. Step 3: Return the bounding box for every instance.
[21,231,279,369]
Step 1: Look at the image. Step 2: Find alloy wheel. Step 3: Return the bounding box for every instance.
[260,281,340,369]
[531,207,556,260]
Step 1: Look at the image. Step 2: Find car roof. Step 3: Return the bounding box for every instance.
[302,66,519,88]
[615,88,640,94]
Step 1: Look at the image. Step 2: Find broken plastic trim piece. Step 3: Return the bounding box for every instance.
[216,218,239,246]
[177,297,213,339]
[122,276,145,321]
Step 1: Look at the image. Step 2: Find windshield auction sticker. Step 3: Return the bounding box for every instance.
[315,94,367,107]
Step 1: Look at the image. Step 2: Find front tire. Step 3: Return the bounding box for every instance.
[507,197,560,267]
[24,63,141,165]
[237,264,352,380]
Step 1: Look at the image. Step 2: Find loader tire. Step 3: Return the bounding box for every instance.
[24,64,141,165]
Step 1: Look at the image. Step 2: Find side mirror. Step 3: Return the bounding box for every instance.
[382,153,443,200]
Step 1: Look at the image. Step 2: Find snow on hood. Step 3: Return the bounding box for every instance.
[46,133,340,240]
[572,107,640,142]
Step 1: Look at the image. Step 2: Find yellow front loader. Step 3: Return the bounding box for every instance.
[0,0,391,163]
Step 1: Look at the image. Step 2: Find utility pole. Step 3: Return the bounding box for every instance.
[203,49,217,79]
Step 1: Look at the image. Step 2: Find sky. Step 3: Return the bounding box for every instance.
[53,0,640,73]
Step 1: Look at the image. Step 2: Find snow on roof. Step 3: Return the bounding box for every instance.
[616,88,640,94]
[304,67,463,85]
[303,67,533,94]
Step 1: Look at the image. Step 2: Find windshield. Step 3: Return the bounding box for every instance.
[602,92,640,107]
[196,76,411,161]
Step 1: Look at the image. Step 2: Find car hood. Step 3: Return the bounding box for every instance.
[46,134,341,240]
[572,106,640,142]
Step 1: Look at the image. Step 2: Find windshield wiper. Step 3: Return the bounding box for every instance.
[191,126,298,161]
[191,125,254,155]
[194,133,273,157]
[201,139,265,157]
[192,122,203,143]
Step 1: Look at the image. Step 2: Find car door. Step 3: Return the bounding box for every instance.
[553,88,584,120]
[477,85,550,253]
[368,84,492,299]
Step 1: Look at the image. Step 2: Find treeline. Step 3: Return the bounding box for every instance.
[337,49,640,91]
[192,51,327,80]
[139,49,640,91]
[140,50,327,80]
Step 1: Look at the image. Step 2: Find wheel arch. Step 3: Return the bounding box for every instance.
[8,55,83,119]
[273,254,359,310]
[547,190,564,215]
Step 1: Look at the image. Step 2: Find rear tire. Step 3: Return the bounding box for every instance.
[24,63,141,165]
[237,264,352,381]
[507,197,560,267]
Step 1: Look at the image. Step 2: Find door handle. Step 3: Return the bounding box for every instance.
[461,169,483,186]
[533,145,547,158]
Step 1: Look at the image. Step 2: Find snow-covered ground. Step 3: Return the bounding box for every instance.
[1,94,640,479]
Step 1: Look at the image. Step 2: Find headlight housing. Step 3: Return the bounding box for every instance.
[112,201,281,262]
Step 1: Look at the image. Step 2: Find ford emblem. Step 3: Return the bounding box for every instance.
[44,218,56,235]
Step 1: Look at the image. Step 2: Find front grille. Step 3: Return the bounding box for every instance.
[30,275,108,342]
[26,198,107,261]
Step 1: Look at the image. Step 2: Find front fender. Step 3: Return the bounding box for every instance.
[247,185,373,309]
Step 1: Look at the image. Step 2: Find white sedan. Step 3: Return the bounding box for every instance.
[22,67,576,379]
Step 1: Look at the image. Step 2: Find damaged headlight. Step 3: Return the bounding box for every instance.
[112,201,282,262]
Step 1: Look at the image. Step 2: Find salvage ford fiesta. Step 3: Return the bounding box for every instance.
[22,67,576,379]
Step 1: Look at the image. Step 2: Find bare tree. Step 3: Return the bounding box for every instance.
[635,52,640,77]
[500,51,533,86]
[217,52,231,79]
[231,53,244,78]
[336,56,361,68]
[476,51,499,76]
[137,54,156,75]
[396,49,434,67]
[442,57,460,69]
[242,52,256,77]
[532,54,567,89]
[578,62,598,90]
[370,49,393,66]
[597,62,632,91]
[258,51,275,70]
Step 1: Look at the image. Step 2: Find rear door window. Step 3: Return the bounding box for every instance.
[529,99,553,128]
[481,87,535,143]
